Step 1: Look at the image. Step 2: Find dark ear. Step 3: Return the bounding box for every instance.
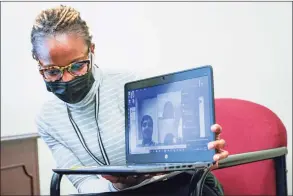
[90,43,95,54]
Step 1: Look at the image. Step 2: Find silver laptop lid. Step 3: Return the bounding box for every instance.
[124,66,216,165]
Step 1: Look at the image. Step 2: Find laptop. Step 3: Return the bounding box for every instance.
[53,65,216,175]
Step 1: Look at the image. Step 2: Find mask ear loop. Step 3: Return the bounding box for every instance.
[88,50,101,80]
[89,50,93,70]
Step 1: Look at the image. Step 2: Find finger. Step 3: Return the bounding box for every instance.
[101,175,113,180]
[123,175,149,185]
[211,162,219,170]
[102,175,120,183]
[215,133,221,140]
[211,124,222,134]
[124,176,137,184]
[214,139,226,149]
[137,174,153,181]
[213,150,229,161]
[208,139,225,149]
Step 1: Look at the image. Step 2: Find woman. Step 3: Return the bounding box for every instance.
[32,5,229,194]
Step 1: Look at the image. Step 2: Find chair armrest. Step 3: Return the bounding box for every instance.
[217,146,287,169]
[217,146,288,196]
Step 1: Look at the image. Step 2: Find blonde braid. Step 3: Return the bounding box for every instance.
[54,6,71,29]
[31,5,92,60]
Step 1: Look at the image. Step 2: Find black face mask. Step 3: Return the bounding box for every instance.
[45,71,95,104]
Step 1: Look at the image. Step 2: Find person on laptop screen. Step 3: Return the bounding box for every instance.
[141,115,156,146]
[32,5,229,194]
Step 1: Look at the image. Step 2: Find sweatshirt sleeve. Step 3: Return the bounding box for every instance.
[36,112,118,194]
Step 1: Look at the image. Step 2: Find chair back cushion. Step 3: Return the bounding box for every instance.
[212,98,287,195]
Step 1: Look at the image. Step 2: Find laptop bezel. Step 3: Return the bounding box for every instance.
[124,65,216,165]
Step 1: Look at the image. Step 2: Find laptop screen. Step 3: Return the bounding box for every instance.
[127,75,212,159]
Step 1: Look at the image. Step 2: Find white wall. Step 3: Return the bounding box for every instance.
[1,2,292,195]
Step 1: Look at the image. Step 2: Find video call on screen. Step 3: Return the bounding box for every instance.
[127,76,211,155]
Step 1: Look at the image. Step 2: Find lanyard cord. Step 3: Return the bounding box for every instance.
[67,87,110,166]
[94,88,110,165]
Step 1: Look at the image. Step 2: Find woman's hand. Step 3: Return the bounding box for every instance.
[103,124,228,188]
[208,124,229,169]
[102,174,153,190]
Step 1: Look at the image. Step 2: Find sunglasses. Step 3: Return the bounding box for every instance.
[39,59,91,82]
[142,120,153,129]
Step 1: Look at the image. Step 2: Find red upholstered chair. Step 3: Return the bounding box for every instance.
[213,98,288,196]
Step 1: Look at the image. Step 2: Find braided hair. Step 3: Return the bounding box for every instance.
[31,5,92,60]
